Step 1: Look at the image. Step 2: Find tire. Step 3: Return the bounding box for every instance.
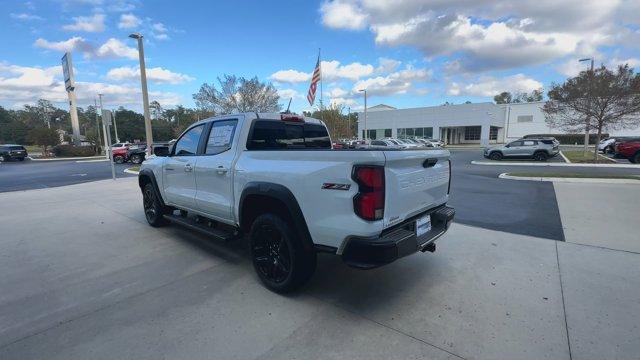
[605,145,614,154]
[249,213,316,293]
[130,154,143,164]
[18,158,24,161]
[114,155,125,164]
[142,183,170,227]
[631,153,640,164]
[489,152,503,161]
[534,152,548,161]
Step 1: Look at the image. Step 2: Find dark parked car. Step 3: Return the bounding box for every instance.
[0,144,28,161]
[127,143,172,164]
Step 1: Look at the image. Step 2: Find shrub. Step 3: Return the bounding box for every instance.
[52,145,97,157]
[523,133,609,145]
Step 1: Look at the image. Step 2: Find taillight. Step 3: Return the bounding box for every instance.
[352,165,385,221]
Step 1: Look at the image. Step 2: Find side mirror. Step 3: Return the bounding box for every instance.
[153,146,170,157]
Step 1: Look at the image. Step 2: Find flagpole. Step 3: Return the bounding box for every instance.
[319,48,324,124]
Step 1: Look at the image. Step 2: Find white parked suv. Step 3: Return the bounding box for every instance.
[138,113,455,292]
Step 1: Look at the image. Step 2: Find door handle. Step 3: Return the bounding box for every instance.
[216,166,228,175]
[184,164,193,172]
[165,167,175,171]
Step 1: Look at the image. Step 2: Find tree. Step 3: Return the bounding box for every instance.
[193,75,280,114]
[494,89,543,104]
[149,100,163,120]
[304,104,353,139]
[28,127,59,155]
[494,92,513,104]
[543,64,640,161]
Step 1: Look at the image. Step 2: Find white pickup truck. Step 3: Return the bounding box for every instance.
[138,113,455,292]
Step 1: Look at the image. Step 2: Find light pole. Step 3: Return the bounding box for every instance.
[112,108,119,143]
[129,33,153,157]
[579,57,594,155]
[98,94,109,159]
[347,106,351,138]
[359,89,367,141]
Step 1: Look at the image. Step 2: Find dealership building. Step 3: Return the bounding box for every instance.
[357,102,640,146]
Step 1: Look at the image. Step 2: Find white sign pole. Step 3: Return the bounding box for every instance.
[61,52,81,146]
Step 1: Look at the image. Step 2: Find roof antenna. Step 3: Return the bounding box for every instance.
[285,97,292,114]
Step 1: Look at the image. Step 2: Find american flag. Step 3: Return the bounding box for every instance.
[307,55,321,106]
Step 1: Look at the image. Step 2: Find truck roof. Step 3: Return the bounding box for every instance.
[192,113,324,127]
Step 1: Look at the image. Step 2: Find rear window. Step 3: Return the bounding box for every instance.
[247,120,331,150]
[10,146,25,151]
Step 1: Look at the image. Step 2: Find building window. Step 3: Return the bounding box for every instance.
[517,115,533,122]
[465,126,481,141]
[397,127,433,139]
[489,126,499,141]
[384,129,392,137]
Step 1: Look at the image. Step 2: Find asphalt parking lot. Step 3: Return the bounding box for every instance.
[1,176,638,360]
[0,158,135,192]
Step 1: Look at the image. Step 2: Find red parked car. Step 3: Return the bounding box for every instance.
[112,146,129,164]
[615,139,640,163]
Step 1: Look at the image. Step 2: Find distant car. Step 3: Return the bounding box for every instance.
[112,147,129,164]
[0,144,28,161]
[395,138,420,148]
[615,139,640,163]
[111,142,130,149]
[484,139,559,161]
[598,138,616,154]
[370,139,403,148]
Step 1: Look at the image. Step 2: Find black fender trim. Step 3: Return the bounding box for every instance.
[138,168,166,206]
[239,182,314,251]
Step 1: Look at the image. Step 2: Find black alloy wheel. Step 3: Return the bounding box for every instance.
[534,152,548,161]
[489,152,502,161]
[142,183,168,227]
[249,213,316,293]
[131,154,143,164]
[252,222,292,285]
[114,155,125,164]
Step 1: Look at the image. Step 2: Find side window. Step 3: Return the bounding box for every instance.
[205,119,237,155]
[173,124,204,156]
[509,141,523,147]
[523,140,536,146]
[372,141,385,146]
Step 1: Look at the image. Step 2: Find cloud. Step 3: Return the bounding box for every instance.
[94,38,138,59]
[270,69,311,83]
[0,62,181,108]
[319,0,634,72]
[376,58,401,74]
[63,14,106,32]
[118,13,141,29]
[106,66,194,84]
[556,57,640,77]
[151,22,170,40]
[276,88,301,100]
[352,66,432,96]
[34,37,92,53]
[447,74,543,97]
[320,0,368,30]
[10,13,43,21]
[34,37,138,60]
[322,60,375,81]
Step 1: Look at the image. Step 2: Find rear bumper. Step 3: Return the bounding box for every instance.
[341,205,455,269]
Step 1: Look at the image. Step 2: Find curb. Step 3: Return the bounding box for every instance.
[123,168,139,175]
[471,160,639,168]
[30,156,106,162]
[498,172,640,184]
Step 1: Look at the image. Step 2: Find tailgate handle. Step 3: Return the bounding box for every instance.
[423,158,438,168]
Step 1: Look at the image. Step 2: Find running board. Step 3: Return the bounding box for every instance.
[162,214,236,242]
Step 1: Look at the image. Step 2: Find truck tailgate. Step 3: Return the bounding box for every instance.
[383,149,450,229]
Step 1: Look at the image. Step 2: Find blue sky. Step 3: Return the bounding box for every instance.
[1,0,639,113]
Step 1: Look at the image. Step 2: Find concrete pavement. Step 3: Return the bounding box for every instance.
[1,178,639,359]
[554,182,640,253]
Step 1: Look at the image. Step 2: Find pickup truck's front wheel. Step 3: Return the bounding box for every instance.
[249,213,316,293]
[142,183,169,227]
